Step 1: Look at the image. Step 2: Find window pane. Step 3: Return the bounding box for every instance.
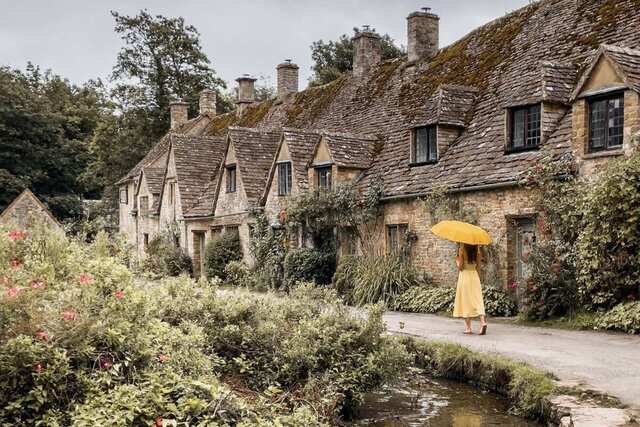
[415,127,428,163]
[428,126,438,161]
[512,108,526,148]
[607,96,624,147]
[589,99,607,150]
[526,105,541,147]
[227,167,236,192]
[278,162,292,195]
[387,225,398,254]
[287,163,292,193]
[317,167,331,190]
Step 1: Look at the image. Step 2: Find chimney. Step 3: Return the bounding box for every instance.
[236,74,256,115]
[352,25,381,77]
[277,59,299,100]
[407,7,440,62]
[169,101,189,130]
[199,89,217,116]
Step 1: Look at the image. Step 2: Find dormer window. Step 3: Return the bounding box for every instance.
[277,161,292,196]
[412,126,437,164]
[508,104,541,152]
[226,165,236,193]
[588,93,624,152]
[316,166,332,190]
[119,188,128,204]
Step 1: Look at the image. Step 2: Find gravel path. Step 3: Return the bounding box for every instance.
[382,311,640,410]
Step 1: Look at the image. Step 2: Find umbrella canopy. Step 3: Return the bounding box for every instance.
[431,220,492,245]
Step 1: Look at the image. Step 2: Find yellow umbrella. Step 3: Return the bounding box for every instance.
[431,220,492,245]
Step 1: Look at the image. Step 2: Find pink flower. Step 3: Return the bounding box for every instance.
[35,330,50,341]
[155,417,164,427]
[61,309,77,321]
[1,276,10,287]
[7,230,27,242]
[158,354,170,363]
[78,273,93,285]
[5,287,21,298]
[114,290,125,300]
[9,259,22,269]
[30,279,45,290]
[508,281,518,289]
[99,355,113,370]
[33,362,44,374]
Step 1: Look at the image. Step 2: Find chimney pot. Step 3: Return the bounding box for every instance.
[199,89,217,116]
[407,8,440,62]
[277,59,299,100]
[352,28,381,77]
[169,101,189,130]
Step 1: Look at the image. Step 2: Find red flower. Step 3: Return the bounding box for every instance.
[508,281,518,289]
[33,362,44,374]
[7,230,27,242]
[158,354,170,363]
[30,279,45,290]
[5,287,20,298]
[35,330,50,341]
[62,309,77,321]
[9,259,22,269]
[99,355,113,370]
[114,290,125,299]
[78,273,93,285]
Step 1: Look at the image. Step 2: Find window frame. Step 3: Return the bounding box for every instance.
[411,125,438,165]
[168,181,176,204]
[587,91,625,153]
[506,103,542,153]
[139,196,149,217]
[119,188,128,204]
[386,223,409,255]
[277,161,293,196]
[226,164,237,193]
[316,165,332,191]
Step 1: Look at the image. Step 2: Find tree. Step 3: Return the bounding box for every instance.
[309,29,405,86]
[0,64,108,219]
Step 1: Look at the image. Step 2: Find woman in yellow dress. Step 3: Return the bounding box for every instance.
[453,243,487,335]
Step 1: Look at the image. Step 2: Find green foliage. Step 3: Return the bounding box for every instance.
[249,214,286,289]
[309,29,405,86]
[422,185,478,225]
[334,255,421,305]
[0,225,410,425]
[402,338,556,420]
[142,229,192,277]
[482,286,518,317]
[0,64,109,218]
[284,248,336,287]
[204,231,241,280]
[591,301,640,334]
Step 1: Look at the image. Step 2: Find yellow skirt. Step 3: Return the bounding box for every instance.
[453,267,485,318]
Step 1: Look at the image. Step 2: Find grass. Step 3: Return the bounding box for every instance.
[400,337,557,420]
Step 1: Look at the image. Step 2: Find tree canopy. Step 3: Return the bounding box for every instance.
[309,29,405,86]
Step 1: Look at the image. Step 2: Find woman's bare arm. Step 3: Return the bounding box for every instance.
[456,247,464,271]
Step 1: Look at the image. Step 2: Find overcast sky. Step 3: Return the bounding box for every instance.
[1,0,530,90]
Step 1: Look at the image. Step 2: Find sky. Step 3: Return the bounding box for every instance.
[1,0,530,90]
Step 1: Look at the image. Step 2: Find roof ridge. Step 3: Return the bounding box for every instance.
[601,44,640,56]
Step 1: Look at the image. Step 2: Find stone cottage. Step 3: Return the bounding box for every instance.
[118,0,640,290]
[0,189,63,233]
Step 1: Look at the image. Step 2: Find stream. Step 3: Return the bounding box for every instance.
[353,369,541,426]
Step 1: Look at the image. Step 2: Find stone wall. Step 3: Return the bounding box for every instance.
[0,192,62,232]
[118,181,137,245]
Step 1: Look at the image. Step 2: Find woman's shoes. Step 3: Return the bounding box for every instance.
[479,324,487,336]
[463,330,473,335]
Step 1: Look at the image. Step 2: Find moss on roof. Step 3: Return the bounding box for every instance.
[285,75,348,126]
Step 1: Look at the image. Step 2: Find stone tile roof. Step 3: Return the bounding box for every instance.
[412,85,478,128]
[605,45,640,93]
[117,133,172,185]
[228,127,281,206]
[184,179,219,218]
[169,135,226,214]
[281,128,321,191]
[142,167,165,195]
[320,131,378,169]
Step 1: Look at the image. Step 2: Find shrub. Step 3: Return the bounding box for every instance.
[482,287,518,317]
[249,215,286,289]
[224,260,249,287]
[523,240,578,320]
[390,286,455,313]
[336,256,421,306]
[592,301,640,334]
[143,233,192,277]
[204,231,241,280]
[284,247,336,287]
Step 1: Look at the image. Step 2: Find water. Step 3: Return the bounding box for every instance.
[353,369,541,427]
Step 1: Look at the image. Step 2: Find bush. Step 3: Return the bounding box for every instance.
[482,287,518,317]
[523,240,578,320]
[143,233,192,277]
[335,256,421,306]
[390,286,455,313]
[592,301,640,334]
[223,260,249,287]
[204,231,241,280]
[284,248,336,287]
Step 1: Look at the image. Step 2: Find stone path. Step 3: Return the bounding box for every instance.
[382,311,640,411]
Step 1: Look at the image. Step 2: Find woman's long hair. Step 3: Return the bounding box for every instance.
[464,244,478,264]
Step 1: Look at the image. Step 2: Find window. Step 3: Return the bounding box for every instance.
[143,233,149,249]
[316,166,332,190]
[226,165,237,193]
[119,188,128,204]
[168,182,176,204]
[413,126,438,164]
[225,225,239,236]
[589,93,624,151]
[277,161,293,196]
[508,104,541,151]
[387,224,408,254]
[139,196,149,217]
